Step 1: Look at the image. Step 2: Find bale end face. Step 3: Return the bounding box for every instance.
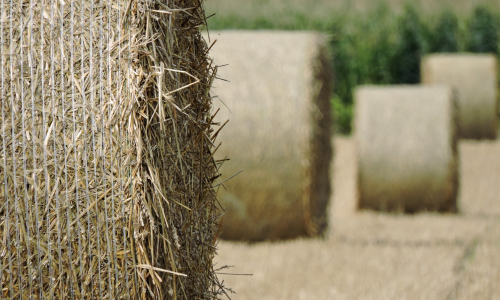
[355,85,459,213]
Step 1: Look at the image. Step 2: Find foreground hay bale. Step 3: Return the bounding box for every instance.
[421,54,498,140]
[355,86,458,213]
[208,31,333,241]
[0,1,225,298]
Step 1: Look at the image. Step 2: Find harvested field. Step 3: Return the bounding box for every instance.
[215,137,500,299]
[457,140,500,216]
[453,226,500,299]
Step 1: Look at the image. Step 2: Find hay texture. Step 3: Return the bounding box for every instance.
[421,54,498,140]
[0,0,226,299]
[355,86,458,213]
[207,31,333,241]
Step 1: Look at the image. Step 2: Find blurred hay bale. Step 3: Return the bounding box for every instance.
[421,54,498,140]
[355,85,458,213]
[207,31,333,241]
[0,1,225,299]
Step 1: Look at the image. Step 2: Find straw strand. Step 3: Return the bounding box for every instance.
[81,0,93,297]
[108,0,120,296]
[0,1,11,298]
[40,0,54,298]
[117,0,131,298]
[9,1,24,297]
[20,5,35,296]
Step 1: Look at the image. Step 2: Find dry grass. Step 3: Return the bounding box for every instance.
[454,224,500,299]
[0,0,225,298]
[459,140,500,216]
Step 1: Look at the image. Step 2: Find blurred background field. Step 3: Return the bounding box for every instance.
[205,0,500,134]
[214,137,500,299]
[206,2,500,298]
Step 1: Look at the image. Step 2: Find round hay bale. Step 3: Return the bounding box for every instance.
[0,1,224,297]
[208,31,333,241]
[421,54,498,140]
[355,85,459,213]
